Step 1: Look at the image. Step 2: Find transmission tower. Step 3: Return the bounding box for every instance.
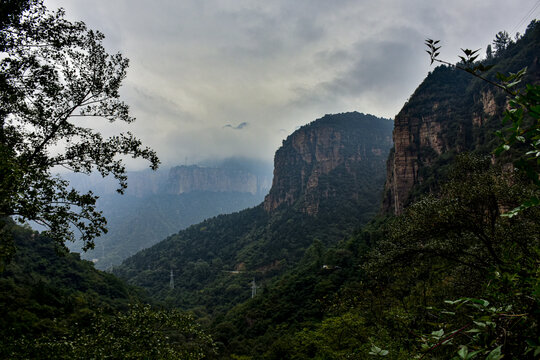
[169,268,174,290]
[251,278,257,298]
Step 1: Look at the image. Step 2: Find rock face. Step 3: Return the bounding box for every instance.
[382,66,472,214]
[166,165,268,195]
[383,23,540,215]
[264,112,393,215]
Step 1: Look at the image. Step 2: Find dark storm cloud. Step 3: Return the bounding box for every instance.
[321,35,423,97]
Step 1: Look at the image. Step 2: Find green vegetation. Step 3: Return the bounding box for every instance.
[0,221,217,359]
[0,0,159,260]
[2,1,539,359]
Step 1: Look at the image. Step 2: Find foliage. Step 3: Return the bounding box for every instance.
[0,223,217,359]
[5,304,217,360]
[0,223,135,341]
[495,80,540,215]
[373,155,539,272]
[0,0,159,257]
[493,30,511,55]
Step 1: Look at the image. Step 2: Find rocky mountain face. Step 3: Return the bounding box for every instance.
[167,165,269,196]
[64,163,271,198]
[264,112,393,215]
[383,25,540,214]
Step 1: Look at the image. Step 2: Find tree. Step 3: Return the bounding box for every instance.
[371,154,540,274]
[493,30,511,55]
[485,44,493,60]
[5,304,217,359]
[0,0,159,258]
[369,155,540,358]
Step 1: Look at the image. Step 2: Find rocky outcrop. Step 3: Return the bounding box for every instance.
[383,22,540,214]
[264,112,393,215]
[166,165,266,195]
[382,65,493,214]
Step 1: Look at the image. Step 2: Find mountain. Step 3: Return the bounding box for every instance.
[206,22,540,359]
[383,23,540,214]
[264,113,393,215]
[65,162,272,270]
[166,165,268,195]
[114,112,393,313]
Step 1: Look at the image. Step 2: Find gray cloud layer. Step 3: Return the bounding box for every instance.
[44,0,539,168]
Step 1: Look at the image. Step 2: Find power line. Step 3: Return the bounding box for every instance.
[511,0,540,35]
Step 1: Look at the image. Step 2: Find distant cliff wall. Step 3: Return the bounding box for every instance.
[166,165,266,195]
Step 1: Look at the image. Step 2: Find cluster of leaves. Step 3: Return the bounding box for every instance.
[4,304,217,360]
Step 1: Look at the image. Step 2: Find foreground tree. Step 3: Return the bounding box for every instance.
[0,0,159,260]
[368,155,540,358]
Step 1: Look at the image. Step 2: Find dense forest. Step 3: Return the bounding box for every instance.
[1,0,540,359]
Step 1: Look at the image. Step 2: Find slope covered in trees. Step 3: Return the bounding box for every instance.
[384,19,540,213]
[115,112,393,316]
[0,221,217,359]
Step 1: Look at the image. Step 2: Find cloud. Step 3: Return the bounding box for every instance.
[223,122,249,130]
[43,0,538,169]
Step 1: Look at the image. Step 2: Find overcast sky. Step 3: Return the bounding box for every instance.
[44,0,539,169]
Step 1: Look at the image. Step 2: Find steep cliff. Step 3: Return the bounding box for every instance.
[166,165,267,195]
[264,112,393,215]
[384,23,540,214]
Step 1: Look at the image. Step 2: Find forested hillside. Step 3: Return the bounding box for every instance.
[0,220,217,359]
[115,112,393,315]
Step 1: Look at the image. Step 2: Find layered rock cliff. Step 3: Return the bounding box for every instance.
[166,165,268,195]
[264,112,393,215]
[383,23,540,214]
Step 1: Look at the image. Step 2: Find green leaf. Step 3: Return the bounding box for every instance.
[485,346,503,360]
[432,329,444,338]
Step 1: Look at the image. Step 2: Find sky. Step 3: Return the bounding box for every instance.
[44,0,540,169]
